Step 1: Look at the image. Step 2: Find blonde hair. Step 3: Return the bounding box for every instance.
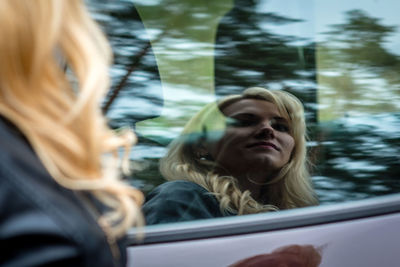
[0,0,143,239]
[160,87,318,215]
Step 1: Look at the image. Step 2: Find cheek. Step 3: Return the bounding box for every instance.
[206,129,248,160]
[207,141,219,160]
[210,136,230,160]
[283,135,295,158]
[204,137,224,160]
[207,133,236,160]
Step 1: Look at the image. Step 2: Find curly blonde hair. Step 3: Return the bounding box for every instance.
[160,87,318,215]
[0,0,143,238]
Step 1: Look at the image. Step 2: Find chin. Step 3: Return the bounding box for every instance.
[246,156,280,170]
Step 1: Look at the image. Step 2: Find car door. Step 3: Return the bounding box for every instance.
[88,0,400,266]
[127,194,400,267]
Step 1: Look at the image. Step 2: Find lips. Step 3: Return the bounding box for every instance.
[246,141,279,151]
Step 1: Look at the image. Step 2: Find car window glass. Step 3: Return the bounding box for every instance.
[87,0,400,224]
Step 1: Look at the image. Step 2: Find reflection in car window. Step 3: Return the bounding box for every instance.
[143,88,318,224]
[88,0,400,223]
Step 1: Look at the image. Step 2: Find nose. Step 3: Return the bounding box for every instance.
[254,121,274,139]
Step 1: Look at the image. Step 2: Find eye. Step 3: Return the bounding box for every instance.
[226,115,257,127]
[226,118,250,127]
[271,121,290,132]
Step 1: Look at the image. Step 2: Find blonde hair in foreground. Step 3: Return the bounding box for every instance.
[160,87,318,215]
[0,0,143,238]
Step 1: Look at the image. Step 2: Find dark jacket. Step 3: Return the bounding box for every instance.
[143,180,234,225]
[0,117,127,267]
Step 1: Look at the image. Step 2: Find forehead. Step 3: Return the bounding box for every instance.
[221,98,282,118]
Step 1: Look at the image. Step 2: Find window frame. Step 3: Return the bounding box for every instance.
[128,193,400,245]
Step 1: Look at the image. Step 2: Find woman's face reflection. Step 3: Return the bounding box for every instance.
[205,99,295,181]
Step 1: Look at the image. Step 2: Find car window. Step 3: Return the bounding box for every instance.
[87,0,400,224]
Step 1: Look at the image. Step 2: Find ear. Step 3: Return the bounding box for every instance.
[192,139,215,161]
[193,142,209,158]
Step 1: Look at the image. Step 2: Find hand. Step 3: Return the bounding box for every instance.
[228,244,322,267]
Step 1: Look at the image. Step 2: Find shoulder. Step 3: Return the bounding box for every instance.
[146,180,214,205]
[0,118,124,266]
[143,180,223,225]
[152,180,209,194]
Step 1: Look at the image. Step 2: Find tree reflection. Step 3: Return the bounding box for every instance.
[314,114,400,203]
[214,0,317,122]
[316,9,400,202]
[88,1,400,201]
[88,0,164,128]
[318,9,400,120]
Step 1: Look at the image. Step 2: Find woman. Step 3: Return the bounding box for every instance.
[143,87,318,224]
[0,1,143,266]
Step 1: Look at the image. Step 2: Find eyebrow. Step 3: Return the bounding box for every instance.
[228,112,256,118]
[272,116,289,123]
[228,112,288,122]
